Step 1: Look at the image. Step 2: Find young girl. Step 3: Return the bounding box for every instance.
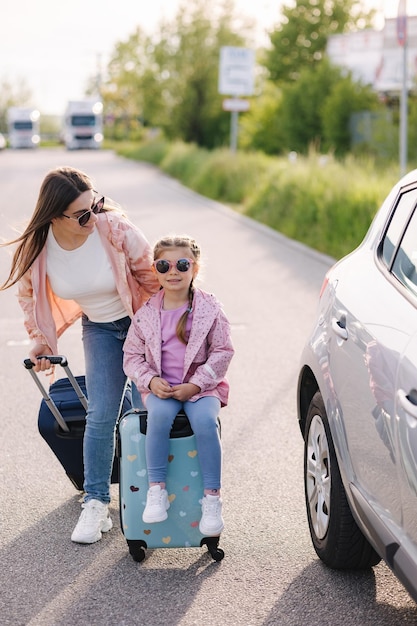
[123,235,234,536]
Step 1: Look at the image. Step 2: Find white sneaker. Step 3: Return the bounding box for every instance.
[71,499,113,544]
[142,485,170,523]
[199,495,224,536]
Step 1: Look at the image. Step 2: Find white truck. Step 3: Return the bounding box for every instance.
[7,107,40,148]
[63,99,103,150]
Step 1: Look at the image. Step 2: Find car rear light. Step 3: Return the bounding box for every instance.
[319,274,329,298]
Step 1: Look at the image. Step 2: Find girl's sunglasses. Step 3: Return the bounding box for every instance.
[62,196,105,227]
[153,258,194,274]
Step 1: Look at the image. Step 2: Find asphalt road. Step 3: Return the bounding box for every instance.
[1,149,416,625]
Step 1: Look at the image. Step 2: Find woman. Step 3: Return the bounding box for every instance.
[1,166,160,544]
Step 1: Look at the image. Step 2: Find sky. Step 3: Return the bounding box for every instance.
[0,0,408,116]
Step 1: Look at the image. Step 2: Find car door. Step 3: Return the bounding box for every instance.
[391,205,417,552]
[327,187,417,531]
[397,333,417,549]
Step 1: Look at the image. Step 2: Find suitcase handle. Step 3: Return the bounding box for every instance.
[23,355,68,368]
[23,355,88,432]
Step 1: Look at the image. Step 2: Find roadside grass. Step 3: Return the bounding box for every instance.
[112,138,170,165]
[113,138,400,260]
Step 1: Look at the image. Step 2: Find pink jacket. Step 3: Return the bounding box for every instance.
[18,211,160,354]
[123,288,234,406]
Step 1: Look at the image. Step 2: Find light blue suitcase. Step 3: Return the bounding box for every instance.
[117,409,224,562]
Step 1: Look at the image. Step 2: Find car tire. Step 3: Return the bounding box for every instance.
[304,391,381,569]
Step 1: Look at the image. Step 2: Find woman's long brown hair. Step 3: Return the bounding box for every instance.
[1,167,94,290]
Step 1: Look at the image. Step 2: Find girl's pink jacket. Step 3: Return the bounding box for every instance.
[123,288,234,407]
[17,211,160,354]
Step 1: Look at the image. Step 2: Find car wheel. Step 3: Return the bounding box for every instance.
[304,391,381,569]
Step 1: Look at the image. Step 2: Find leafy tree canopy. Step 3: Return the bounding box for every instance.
[239,80,285,154]
[265,0,376,83]
[0,78,33,133]
[277,58,380,154]
[102,0,253,147]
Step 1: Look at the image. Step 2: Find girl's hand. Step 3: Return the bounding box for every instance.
[28,344,53,373]
[149,376,173,399]
[171,383,201,402]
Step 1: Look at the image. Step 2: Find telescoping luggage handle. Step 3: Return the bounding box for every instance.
[23,355,88,433]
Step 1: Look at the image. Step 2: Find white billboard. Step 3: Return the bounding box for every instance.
[327,17,417,94]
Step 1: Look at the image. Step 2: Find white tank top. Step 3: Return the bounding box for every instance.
[46,226,127,322]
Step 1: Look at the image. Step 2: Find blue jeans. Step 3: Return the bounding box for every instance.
[82,314,142,503]
[145,395,222,491]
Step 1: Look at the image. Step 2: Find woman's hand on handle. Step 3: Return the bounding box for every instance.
[28,344,54,373]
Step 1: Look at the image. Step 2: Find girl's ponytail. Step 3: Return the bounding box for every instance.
[176,282,194,344]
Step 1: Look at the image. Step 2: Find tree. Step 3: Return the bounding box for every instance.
[277,60,339,152]
[101,28,165,140]
[265,0,375,84]
[277,59,380,154]
[321,76,380,154]
[239,80,286,154]
[152,0,251,147]
[101,0,252,147]
[0,78,33,133]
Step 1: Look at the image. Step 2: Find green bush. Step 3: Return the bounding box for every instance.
[115,137,170,165]
[246,154,396,258]
[160,142,209,186]
[112,139,399,260]
[188,149,271,204]
[158,143,271,205]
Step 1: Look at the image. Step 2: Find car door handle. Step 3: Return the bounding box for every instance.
[397,389,417,421]
[331,318,348,340]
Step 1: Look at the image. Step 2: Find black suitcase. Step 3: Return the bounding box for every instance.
[24,355,131,490]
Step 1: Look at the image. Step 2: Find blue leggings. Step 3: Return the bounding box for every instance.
[145,394,222,491]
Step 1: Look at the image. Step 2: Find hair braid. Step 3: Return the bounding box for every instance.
[176,281,194,344]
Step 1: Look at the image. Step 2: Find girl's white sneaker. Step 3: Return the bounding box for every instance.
[199,495,224,536]
[142,485,170,523]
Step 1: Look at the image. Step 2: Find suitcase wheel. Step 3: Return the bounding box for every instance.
[200,536,225,561]
[127,540,146,562]
[126,537,224,562]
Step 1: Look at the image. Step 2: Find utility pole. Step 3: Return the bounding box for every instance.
[397,0,408,178]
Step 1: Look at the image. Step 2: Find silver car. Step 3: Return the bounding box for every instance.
[297,169,417,602]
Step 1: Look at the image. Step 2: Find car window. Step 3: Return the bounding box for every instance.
[382,189,417,266]
[392,208,417,294]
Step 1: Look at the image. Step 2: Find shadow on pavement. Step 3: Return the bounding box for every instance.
[0,496,220,625]
[262,561,417,625]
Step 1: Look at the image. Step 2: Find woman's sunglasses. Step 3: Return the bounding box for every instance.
[62,196,105,227]
[153,258,194,274]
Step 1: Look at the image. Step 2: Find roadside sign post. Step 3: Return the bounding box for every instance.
[218,47,254,152]
[230,110,239,153]
[222,98,250,152]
